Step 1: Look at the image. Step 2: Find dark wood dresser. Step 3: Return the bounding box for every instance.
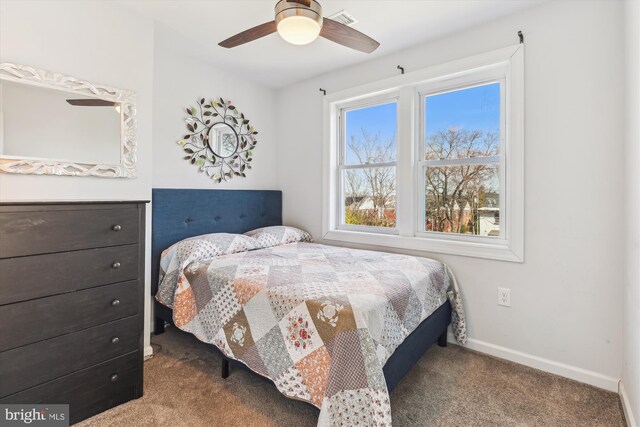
[0,201,147,424]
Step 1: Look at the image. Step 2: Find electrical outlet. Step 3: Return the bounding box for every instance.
[497,287,511,307]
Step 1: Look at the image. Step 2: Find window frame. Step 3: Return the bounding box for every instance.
[336,92,400,234]
[322,44,524,262]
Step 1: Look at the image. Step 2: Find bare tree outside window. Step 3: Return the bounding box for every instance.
[342,102,397,228]
[344,130,396,227]
[422,82,502,237]
[425,129,499,235]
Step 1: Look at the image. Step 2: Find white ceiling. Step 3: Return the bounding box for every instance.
[120,0,544,88]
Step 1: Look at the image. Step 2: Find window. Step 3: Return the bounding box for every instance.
[323,44,524,262]
[339,99,398,230]
[419,82,504,239]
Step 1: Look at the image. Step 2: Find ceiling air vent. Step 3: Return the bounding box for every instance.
[327,10,358,27]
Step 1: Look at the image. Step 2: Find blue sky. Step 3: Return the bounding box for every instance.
[345,102,397,164]
[425,82,500,139]
[344,82,500,163]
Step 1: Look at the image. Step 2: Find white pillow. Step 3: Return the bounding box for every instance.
[244,225,313,249]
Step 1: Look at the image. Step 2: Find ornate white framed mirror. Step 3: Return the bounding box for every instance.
[0,62,137,178]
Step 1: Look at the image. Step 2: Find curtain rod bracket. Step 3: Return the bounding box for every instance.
[518,31,524,44]
[319,88,326,95]
[397,65,405,74]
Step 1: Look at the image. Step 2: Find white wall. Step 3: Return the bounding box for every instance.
[152,24,279,190]
[623,0,639,424]
[276,0,626,390]
[0,0,155,353]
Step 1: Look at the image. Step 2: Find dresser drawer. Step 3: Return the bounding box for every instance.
[0,316,139,397]
[0,245,139,305]
[0,280,139,352]
[0,206,140,258]
[0,351,141,425]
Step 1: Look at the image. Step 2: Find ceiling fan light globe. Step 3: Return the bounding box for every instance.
[277,16,321,45]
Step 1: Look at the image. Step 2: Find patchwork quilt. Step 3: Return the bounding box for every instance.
[157,239,466,426]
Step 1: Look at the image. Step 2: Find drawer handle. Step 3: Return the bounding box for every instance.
[112,262,121,269]
[111,336,120,344]
[112,224,122,232]
[111,299,120,307]
[110,373,119,382]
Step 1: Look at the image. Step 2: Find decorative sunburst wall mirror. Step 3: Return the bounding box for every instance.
[178,97,258,182]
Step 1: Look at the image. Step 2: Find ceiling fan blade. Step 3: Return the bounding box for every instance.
[287,0,312,6]
[66,99,116,106]
[320,18,380,53]
[219,21,277,48]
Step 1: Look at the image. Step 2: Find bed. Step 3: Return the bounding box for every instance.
[151,188,465,426]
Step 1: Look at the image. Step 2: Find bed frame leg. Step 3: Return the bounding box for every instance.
[221,359,230,379]
[437,331,448,347]
[154,317,165,335]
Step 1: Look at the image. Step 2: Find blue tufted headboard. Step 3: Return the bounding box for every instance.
[151,188,282,295]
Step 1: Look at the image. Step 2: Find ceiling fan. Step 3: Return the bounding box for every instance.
[219,0,380,53]
[66,99,116,106]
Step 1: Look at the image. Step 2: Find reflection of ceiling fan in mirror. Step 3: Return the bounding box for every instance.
[66,99,116,106]
[219,0,380,53]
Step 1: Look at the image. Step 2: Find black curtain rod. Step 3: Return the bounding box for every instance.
[319,33,523,94]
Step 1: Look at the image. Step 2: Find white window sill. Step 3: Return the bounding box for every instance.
[322,229,523,263]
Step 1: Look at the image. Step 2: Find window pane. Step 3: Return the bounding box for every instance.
[424,165,500,237]
[343,167,396,228]
[345,102,397,165]
[425,83,500,160]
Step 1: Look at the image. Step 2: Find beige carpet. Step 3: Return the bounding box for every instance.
[78,328,625,427]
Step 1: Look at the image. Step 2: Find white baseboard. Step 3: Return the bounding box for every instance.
[449,333,619,392]
[144,344,154,359]
[620,381,638,427]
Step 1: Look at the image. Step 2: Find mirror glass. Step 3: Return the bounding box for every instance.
[0,80,122,164]
[207,122,238,158]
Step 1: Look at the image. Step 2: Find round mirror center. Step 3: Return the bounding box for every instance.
[207,122,238,158]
